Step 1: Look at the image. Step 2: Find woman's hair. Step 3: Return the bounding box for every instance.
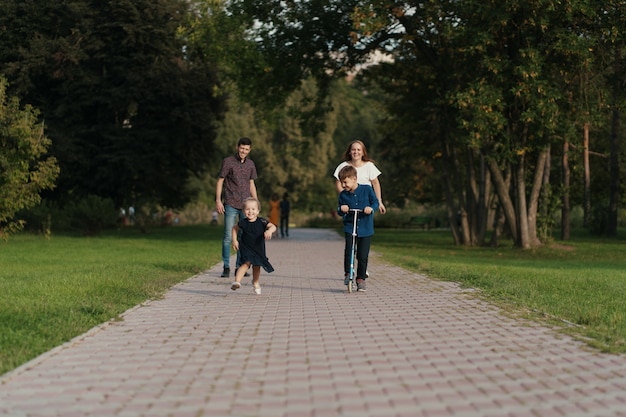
[243,197,261,211]
[342,140,374,163]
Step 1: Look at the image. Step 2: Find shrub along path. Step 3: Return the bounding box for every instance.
[1,228,625,417]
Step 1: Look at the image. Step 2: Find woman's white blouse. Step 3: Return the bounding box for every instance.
[333,161,382,184]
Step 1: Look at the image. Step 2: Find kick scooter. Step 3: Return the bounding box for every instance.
[346,208,362,293]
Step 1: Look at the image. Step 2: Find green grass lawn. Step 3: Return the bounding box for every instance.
[372,229,626,353]
[1,225,625,376]
[0,225,222,375]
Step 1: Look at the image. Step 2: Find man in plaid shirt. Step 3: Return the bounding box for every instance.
[215,137,258,277]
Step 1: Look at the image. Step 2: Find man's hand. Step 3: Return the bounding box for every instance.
[216,200,225,215]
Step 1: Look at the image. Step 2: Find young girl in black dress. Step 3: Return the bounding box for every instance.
[230,197,276,294]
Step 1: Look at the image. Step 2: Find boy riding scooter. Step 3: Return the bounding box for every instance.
[337,165,379,292]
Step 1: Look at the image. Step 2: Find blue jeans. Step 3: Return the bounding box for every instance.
[222,205,242,269]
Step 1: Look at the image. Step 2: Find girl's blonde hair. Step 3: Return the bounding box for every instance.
[243,197,261,211]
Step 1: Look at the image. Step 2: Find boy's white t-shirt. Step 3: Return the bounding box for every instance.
[333,161,381,184]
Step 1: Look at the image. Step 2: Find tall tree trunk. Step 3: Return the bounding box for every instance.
[441,137,462,245]
[451,142,470,246]
[538,146,552,242]
[476,153,490,245]
[514,154,531,249]
[465,149,479,245]
[489,205,505,247]
[489,166,511,247]
[561,138,571,240]
[607,106,620,237]
[583,122,591,228]
[527,147,549,246]
[486,158,518,243]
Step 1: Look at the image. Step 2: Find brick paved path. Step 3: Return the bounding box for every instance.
[1,228,626,417]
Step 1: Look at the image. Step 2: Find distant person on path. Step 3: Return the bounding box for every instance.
[337,165,379,292]
[230,197,276,295]
[118,207,127,226]
[333,140,386,214]
[279,193,291,238]
[216,137,258,278]
[268,193,280,237]
[128,206,135,225]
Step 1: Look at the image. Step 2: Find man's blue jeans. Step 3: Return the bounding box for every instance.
[222,205,242,269]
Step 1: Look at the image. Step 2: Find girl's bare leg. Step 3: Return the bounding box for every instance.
[231,262,251,290]
[252,266,261,287]
[252,266,262,294]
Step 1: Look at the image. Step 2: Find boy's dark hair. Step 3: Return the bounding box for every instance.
[238,137,252,146]
[338,165,357,181]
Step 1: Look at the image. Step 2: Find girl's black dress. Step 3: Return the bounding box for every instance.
[237,217,274,273]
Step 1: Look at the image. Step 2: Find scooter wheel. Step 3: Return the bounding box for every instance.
[347,281,353,293]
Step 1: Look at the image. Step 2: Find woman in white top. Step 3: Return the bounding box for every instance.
[333,140,386,214]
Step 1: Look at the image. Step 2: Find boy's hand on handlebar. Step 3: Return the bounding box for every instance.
[340,204,349,213]
[364,207,373,215]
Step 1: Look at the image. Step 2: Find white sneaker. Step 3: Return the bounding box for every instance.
[254,285,261,295]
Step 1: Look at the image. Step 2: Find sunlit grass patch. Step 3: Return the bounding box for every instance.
[0,225,222,375]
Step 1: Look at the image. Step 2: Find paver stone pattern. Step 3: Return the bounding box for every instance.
[1,228,625,417]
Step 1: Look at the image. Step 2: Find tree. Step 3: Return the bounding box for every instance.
[0,0,225,210]
[188,75,387,215]
[187,1,387,213]
[599,1,626,237]
[185,0,625,243]
[0,78,59,237]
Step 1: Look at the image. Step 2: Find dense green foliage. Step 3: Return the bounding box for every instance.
[0,225,221,375]
[221,0,626,246]
[0,78,59,236]
[1,0,624,245]
[186,1,387,213]
[0,0,225,212]
[192,79,386,214]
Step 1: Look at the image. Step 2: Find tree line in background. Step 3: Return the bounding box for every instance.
[1,0,624,248]
[217,0,626,247]
[0,0,383,236]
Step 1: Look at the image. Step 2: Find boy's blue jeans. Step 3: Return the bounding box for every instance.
[222,205,242,269]
[344,234,371,279]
